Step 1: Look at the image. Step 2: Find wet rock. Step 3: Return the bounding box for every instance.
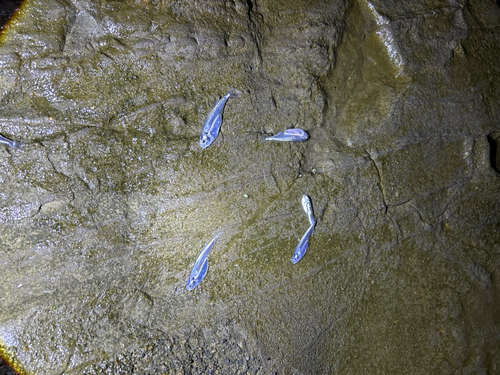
[0,0,499,373]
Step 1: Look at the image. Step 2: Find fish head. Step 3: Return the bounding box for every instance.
[199,133,214,149]
[186,276,200,291]
[284,128,306,137]
[291,252,302,264]
[301,195,311,211]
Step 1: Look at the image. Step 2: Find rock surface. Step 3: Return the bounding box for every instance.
[0,0,499,373]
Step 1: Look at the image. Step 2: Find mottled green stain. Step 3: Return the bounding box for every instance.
[1,0,499,373]
[377,140,469,205]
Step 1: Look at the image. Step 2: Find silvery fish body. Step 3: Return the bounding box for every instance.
[265,128,309,142]
[186,234,219,290]
[0,134,25,149]
[291,194,316,264]
[301,194,315,226]
[199,89,239,149]
[291,224,315,264]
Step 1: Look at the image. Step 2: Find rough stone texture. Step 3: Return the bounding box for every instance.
[0,0,499,373]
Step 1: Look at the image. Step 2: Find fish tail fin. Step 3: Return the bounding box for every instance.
[228,89,241,98]
[11,141,26,150]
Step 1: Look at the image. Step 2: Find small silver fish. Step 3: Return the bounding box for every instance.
[199,89,240,149]
[291,195,316,264]
[265,128,309,142]
[291,224,315,264]
[186,234,219,290]
[301,194,315,226]
[0,134,25,149]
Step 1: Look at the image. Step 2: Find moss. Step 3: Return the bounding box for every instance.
[1,0,499,373]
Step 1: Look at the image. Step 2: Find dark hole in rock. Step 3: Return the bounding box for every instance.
[487,132,500,173]
[0,0,24,32]
[0,357,17,375]
[246,0,253,13]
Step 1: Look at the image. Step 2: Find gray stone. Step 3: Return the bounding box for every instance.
[0,0,499,373]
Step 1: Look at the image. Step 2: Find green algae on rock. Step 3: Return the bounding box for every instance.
[1,0,500,373]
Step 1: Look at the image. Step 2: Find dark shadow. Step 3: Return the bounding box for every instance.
[246,0,253,13]
[0,0,24,32]
[487,133,500,174]
[0,357,17,375]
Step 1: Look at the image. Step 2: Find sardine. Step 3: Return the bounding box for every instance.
[291,195,316,264]
[265,128,309,142]
[301,194,315,226]
[199,89,240,149]
[186,234,219,290]
[291,223,315,264]
[0,134,25,149]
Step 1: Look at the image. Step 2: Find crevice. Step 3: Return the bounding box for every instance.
[268,164,282,195]
[487,132,500,174]
[364,151,389,213]
[434,178,469,222]
[407,203,427,225]
[245,0,253,13]
[135,288,155,307]
[245,0,263,66]
[29,203,43,218]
